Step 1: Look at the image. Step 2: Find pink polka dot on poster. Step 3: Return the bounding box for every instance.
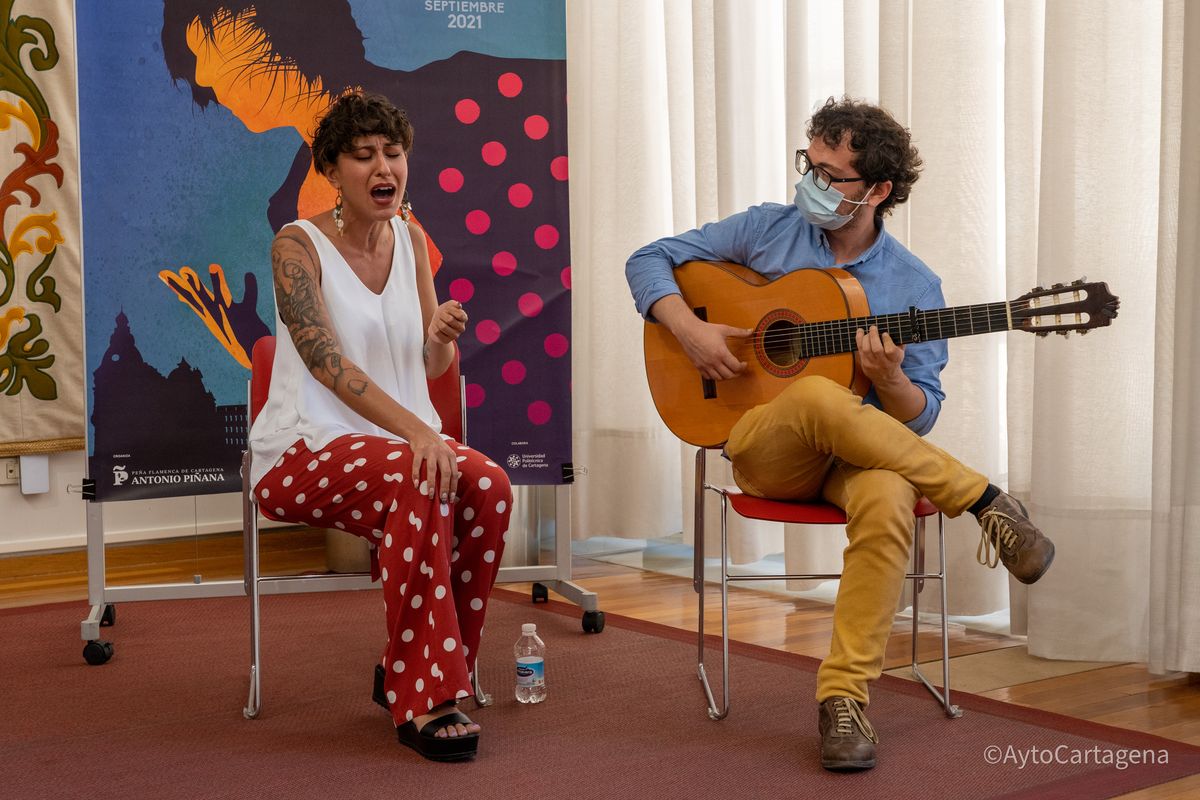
[544,333,569,358]
[449,278,474,303]
[465,383,486,408]
[438,168,464,192]
[528,401,552,425]
[492,251,517,276]
[465,210,491,234]
[475,319,501,344]
[455,99,480,124]
[534,225,559,249]
[508,183,533,208]
[560,266,571,289]
[498,72,523,97]
[518,292,543,317]
[550,156,569,181]
[501,360,526,385]
[524,115,549,140]
[481,141,507,166]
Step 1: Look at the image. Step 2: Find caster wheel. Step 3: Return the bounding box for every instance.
[83,640,113,665]
[100,603,116,627]
[532,583,549,604]
[582,610,606,634]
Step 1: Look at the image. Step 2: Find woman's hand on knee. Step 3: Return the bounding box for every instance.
[409,427,460,502]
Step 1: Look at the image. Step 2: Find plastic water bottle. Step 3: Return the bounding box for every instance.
[514,623,546,703]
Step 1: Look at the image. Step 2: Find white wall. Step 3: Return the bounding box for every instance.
[0,450,246,554]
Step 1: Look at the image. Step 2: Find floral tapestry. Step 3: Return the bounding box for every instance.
[0,0,84,457]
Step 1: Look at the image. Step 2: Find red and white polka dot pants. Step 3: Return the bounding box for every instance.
[255,433,513,727]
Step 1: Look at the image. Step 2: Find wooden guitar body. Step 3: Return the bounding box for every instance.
[643,261,871,447]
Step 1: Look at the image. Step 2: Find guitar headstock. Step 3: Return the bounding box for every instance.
[1012,279,1120,337]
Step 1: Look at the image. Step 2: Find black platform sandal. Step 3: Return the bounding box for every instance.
[395,709,479,762]
[373,664,389,712]
[376,667,479,761]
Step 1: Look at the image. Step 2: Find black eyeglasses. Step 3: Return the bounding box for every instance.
[795,149,866,191]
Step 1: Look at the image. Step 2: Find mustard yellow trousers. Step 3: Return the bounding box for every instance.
[724,375,988,706]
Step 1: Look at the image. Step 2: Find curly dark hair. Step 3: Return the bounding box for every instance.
[806,97,922,217]
[310,92,414,175]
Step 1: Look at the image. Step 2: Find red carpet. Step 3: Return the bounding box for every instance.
[3,587,1198,799]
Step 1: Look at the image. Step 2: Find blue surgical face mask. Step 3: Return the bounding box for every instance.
[793,171,875,230]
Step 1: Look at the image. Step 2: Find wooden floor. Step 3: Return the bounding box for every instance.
[3,529,1198,797]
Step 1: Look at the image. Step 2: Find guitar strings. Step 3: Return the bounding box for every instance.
[730,300,1062,340]
[725,299,1077,351]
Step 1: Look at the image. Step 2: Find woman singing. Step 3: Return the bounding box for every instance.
[249,92,512,761]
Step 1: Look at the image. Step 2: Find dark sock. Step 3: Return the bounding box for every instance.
[967,484,1001,517]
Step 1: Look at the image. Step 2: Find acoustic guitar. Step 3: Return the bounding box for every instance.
[643,261,1120,447]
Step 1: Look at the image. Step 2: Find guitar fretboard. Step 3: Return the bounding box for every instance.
[793,302,1012,358]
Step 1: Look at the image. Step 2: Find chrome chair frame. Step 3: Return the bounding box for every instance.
[692,447,963,722]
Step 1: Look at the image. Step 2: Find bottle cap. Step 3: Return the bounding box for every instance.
[521,623,537,635]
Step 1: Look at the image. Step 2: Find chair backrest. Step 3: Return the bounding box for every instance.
[249,335,465,441]
[427,345,465,442]
[250,336,277,424]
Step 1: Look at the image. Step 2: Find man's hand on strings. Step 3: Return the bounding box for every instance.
[856,324,906,386]
[680,318,752,380]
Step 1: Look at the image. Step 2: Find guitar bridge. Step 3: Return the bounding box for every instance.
[694,305,719,400]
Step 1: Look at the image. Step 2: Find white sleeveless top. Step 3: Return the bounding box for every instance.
[249,217,441,489]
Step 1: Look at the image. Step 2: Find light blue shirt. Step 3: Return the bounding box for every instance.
[625,202,948,435]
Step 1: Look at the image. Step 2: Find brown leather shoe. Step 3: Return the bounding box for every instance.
[818,696,878,771]
[975,491,1055,584]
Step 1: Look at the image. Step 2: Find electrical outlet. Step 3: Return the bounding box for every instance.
[0,458,18,485]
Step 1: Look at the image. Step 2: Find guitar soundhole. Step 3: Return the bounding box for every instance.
[763,320,801,366]
[755,310,808,378]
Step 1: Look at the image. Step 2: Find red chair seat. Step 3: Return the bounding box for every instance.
[726,490,938,524]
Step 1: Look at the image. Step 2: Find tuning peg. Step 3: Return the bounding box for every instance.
[1036,331,1049,338]
[1071,276,1088,285]
[1079,329,1089,335]
[1052,282,1065,289]
[1033,285,1046,292]
[1057,330,1070,337]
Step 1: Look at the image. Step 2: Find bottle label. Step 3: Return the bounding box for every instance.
[516,656,544,687]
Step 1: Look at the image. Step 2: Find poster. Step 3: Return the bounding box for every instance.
[78,0,572,500]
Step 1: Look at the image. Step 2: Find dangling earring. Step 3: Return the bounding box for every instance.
[400,191,412,221]
[333,190,345,236]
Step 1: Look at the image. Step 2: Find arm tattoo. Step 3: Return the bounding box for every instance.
[272,231,371,396]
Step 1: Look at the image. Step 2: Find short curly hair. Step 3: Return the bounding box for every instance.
[310,92,413,175]
[807,97,922,217]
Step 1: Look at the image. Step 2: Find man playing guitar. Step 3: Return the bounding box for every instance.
[625,97,1055,773]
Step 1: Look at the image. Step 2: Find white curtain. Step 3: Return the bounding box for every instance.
[1148,0,1200,674]
[565,0,1199,669]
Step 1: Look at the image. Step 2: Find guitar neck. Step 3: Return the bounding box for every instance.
[800,302,1012,357]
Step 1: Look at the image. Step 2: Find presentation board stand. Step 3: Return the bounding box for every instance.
[79,484,602,664]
